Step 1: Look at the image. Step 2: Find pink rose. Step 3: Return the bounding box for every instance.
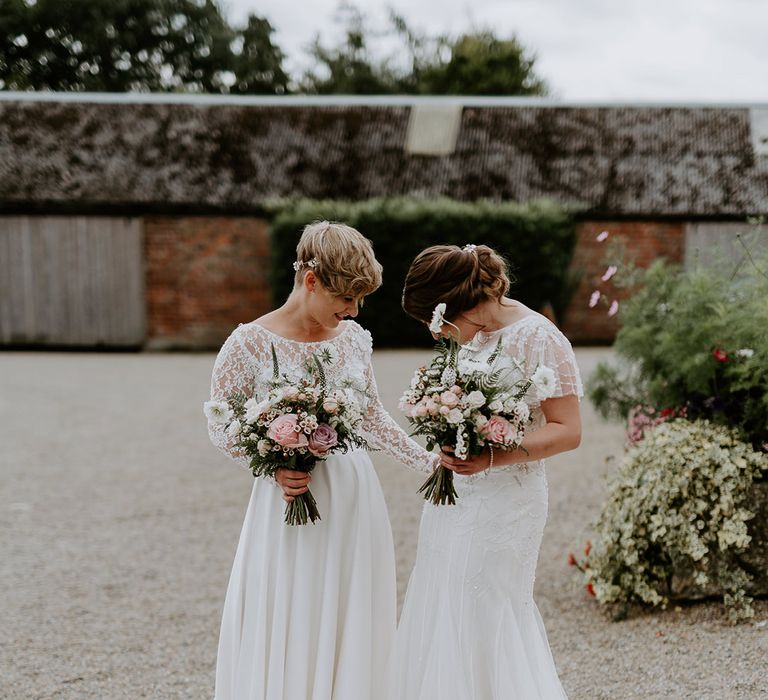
[415,404,428,417]
[440,391,459,408]
[267,414,309,449]
[480,415,517,446]
[308,423,338,457]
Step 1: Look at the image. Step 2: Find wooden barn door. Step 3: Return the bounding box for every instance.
[0,216,145,347]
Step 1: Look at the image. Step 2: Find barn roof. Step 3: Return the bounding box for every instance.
[1,93,766,217]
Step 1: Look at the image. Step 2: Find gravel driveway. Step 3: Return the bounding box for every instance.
[1,349,766,699]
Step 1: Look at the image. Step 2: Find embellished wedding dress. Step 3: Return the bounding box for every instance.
[207,320,434,700]
[391,313,583,700]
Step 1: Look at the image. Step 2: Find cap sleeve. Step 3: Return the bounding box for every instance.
[520,319,584,400]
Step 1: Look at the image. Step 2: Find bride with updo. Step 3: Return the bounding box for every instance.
[393,243,583,699]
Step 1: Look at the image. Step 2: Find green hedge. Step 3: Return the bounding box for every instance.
[267,198,578,347]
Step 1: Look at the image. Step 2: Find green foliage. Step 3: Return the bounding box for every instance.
[300,5,548,95]
[266,197,578,347]
[412,31,548,96]
[0,0,288,93]
[583,419,768,621]
[588,234,768,448]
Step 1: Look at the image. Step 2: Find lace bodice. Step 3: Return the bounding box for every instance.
[207,320,437,475]
[459,312,583,475]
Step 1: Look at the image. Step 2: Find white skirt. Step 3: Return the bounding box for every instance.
[214,450,396,700]
[391,465,568,700]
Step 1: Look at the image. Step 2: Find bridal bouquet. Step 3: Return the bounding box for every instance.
[399,304,556,505]
[205,344,369,525]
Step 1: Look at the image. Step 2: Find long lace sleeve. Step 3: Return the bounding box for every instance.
[355,332,439,474]
[207,326,257,470]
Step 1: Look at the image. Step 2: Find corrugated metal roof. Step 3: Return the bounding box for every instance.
[1,95,766,216]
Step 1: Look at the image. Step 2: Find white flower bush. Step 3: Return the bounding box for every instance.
[583,419,768,621]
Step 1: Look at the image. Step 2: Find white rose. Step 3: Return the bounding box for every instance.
[502,397,516,413]
[203,400,233,425]
[244,398,269,424]
[446,408,464,425]
[474,414,489,429]
[226,419,241,438]
[736,348,754,359]
[513,401,530,422]
[257,439,272,457]
[488,399,503,413]
[466,390,486,409]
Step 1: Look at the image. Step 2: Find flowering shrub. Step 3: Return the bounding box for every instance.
[587,234,768,450]
[579,419,768,621]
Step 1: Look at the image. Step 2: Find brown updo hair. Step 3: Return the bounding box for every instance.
[402,244,512,323]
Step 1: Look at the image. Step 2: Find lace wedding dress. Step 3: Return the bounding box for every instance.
[207,320,434,700]
[390,313,583,700]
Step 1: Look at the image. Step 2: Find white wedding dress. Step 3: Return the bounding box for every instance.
[207,320,434,700]
[391,313,583,700]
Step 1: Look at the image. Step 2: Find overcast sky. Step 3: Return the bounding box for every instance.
[222,0,767,102]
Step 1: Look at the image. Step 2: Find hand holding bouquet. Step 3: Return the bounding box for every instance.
[399,306,556,505]
[205,343,369,525]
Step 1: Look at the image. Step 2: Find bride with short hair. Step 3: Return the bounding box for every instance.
[206,222,437,700]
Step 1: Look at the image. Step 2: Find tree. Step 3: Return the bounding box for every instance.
[301,5,548,96]
[412,31,548,96]
[230,15,289,94]
[0,0,288,93]
[299,4,398,94]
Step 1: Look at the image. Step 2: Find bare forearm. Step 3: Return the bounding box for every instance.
[495,422,581,465]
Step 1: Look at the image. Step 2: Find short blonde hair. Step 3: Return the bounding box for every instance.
[294,221,383,299]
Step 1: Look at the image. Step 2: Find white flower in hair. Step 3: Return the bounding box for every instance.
[429,303,447,334]
[462,244,478,253]
[292,258,319,271]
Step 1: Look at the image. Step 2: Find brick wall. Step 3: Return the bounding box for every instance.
[144,216,271,349]
[561,221,686,343]
[142,216,686,349]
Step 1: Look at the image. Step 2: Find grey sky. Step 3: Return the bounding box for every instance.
[221,0,767,101]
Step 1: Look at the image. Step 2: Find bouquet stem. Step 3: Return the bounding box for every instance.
[418,465,458,506]
[284,488,321,526]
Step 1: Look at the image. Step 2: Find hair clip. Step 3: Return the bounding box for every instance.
[462,244,478,254]
[292,258,319,271]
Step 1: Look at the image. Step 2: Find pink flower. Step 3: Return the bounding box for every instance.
[607,300,619,317]
[479,415,517,446]
[601,265,618,282]
[308,423,338,456]
[440,391,459,408]
[596,231,609,242]
[589,290,601,308]
[267,414,309,449]
[322,398,339,414]
[415,404,429,417]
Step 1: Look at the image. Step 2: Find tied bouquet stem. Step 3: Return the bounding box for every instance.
[400,303,556,505]
[205,343,369,525]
